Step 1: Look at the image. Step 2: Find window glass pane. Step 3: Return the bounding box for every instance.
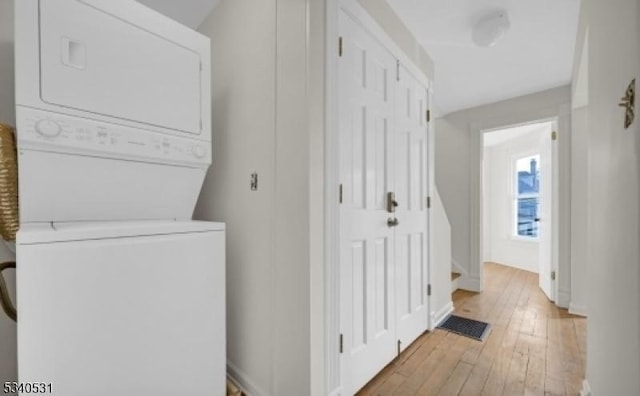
[516,155,540,195]
[517,197,539,237]
[515,154,540,238]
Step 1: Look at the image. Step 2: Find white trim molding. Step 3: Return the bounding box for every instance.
[451,258,468,276]
[468,97,572,307]
[569,303,587,317]
[432,301,454,329]
[580,379,592,396]
[328,387,344,396]
[458,275,482,292]
[556,289,571,309]
[338,0,431,89]
[325,0,341,393]
[227,361,267,396]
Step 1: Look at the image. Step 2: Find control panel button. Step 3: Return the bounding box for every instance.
[35,119,62,138]
[193,145,206,159]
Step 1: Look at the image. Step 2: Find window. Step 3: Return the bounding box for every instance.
[514,154,540,238]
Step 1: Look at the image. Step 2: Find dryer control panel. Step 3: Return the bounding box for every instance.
[17,107,211,167]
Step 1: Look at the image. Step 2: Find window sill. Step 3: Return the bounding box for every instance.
[510,235,540,244]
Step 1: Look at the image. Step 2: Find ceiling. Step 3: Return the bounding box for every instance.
[135,0,220,29]
[135,0,580,116]
[387,0,581,115]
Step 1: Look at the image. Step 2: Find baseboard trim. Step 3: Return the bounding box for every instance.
[580,379,591,396]
[328,387,344,396]
[556,289,571,309]
[227,361,267,396]
[569,302,587,317]
[451,276,460,293]
[458,275,481,292]
[451,259,468,276]
[431,301,454,329]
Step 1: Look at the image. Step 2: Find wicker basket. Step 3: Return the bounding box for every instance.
[0,124,18,242]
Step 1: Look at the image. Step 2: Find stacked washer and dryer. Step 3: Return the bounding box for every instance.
[14,0,225,394]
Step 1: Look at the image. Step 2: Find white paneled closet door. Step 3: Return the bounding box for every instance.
[394,66,429,352]
[338,10,397,394]
[338,10,430,395]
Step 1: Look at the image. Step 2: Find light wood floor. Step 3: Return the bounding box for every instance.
[356,262,586,396]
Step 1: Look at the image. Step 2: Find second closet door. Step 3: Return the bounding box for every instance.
[394,66,429,354]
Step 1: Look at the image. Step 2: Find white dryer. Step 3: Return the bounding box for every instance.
[15,0,212,223]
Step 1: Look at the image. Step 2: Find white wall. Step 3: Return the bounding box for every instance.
[569,0,589,318]
[195,2,278,394]
[431,190,453,324]
[483,127,546,273]
[569,107,588,316]
[435,86,572,297]
[582,0,640,393]
[195,0,323,394]
[0,0,18,391]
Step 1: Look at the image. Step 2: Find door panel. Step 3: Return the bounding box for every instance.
[538,123,556,301]
[395,66,429,351]
[339,11,396,394]
[373,238,390,335]
[350,240,367,349]
[396,234,410,317]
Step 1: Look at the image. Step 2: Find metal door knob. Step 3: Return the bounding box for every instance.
[387,217,399,227]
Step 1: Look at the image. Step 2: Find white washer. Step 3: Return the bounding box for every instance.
[17,221,226,396]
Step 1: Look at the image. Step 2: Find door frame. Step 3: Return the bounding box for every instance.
[480,118,558,301]
[468,105,572,309]
[324,1,433,394]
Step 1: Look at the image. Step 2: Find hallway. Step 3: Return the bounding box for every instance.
[357,263,586,395]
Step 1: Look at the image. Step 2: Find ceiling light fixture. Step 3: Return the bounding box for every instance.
[472,11,510,47]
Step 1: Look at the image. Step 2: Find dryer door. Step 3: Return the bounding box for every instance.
[38,0,203,135]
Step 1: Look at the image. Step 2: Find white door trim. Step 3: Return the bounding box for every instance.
[324,0,432,393]
[470,104,571,306]
[325,0,341,393]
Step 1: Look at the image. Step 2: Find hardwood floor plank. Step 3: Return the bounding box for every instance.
[480,346,512,395]
[358,361,402,395]
[458,326,506,396]
[544,376,565,396]
[370,373,407,396]
[415,335,473,395]
[392,335,453,393]
[437,361,473,396]
[524,354,546,396]
[503,350,529,395]
[396,330,448,377]
[356,263,586,396]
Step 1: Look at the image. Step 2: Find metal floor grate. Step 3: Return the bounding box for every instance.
[437,315,491,341]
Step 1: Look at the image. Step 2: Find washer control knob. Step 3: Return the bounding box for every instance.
[35,119,62,138]
[193,145,206,159]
